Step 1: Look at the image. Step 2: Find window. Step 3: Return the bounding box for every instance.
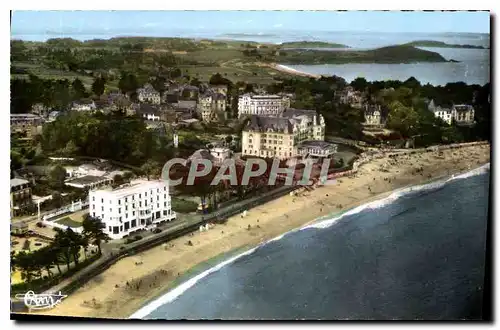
[92,197,95,201]
[125,206,128,211]
[164,201,167,207]
[124,222,130,230]
[93,205,95,209]
[118,208,121,214]
[164,194,166,199]
[145,192,147,197]
[92,212,96,217]
[118,200,121,205]
[125,197,128,203]
[101,198,104,203]
[109,208,112,212]
[133,211,135,216]
[113,226,119,234]
[120,226,123,232]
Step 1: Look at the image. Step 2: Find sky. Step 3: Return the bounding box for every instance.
[11,11,490,40]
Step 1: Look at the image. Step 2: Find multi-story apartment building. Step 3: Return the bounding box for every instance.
[89,180,176,240]
[238,94,290,117]
[137,84,161,104]
[10,178,32,218]
[197,91,227,122]
[241,109,329,160]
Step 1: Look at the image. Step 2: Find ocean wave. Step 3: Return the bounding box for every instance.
[129,162,489,319]
[302,163,489,231]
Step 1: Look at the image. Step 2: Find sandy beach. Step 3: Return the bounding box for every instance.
[270,63,322,79]
[38,144,490,319]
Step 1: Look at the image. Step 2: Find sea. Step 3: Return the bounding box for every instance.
[12,30,490,86]
[131,164,490,320]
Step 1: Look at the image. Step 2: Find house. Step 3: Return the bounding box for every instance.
[428,100,453,125]
[71,99,97,112]
[11,178,32,218]
[452,104,475,125]
[31,103,50,117]
[197,90,227,122]
[137,84,161,104]
[428,100,474,125]
[337,86,364,109]
[209,147,232,164]
[238,93,290,118]
[241,110,326,160]
[89,179,176,239]
[47,111,61,122]
[135,104,164,121]
[179,85,200,100]
[210,85,228,96]
[363,104,382,126]
[188,149,217,164]
[10,114,44,137]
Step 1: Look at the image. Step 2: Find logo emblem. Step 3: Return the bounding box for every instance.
[14,291,67,310]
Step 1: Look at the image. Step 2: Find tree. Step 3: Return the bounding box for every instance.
[351,77,368,92]
[140,160,161,180]
[118,73,139,95]
[49,165,67,190]
[386,101,419,137]
[71,78,88,99]
[82,215,109,256]
[91,77,106,97]
[50,192,64,209]
[53,228,74,271]
[65,228,84,266]
[15,251,41,283]
[112,174,124,187]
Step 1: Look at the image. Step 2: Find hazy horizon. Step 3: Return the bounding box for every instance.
[11,10,490,42]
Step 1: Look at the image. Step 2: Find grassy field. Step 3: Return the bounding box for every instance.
[12,37,303,88]
[55,216,83,228]
[11,62,120,89]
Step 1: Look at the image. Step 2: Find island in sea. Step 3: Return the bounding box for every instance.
[404,40,487,49]
[279,41,350,49]
[275,45,451,65]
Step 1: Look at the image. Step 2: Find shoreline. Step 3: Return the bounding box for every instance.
[36,144,490,319]
[131,161,490,319]
[271,63,322,79]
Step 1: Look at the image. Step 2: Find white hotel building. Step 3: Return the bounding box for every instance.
[89,180,176,240]
[238,94,290,118]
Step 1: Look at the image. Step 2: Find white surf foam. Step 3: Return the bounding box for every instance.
[129,162,489,319]
[128,230,297,319]
[302,163,490,231]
